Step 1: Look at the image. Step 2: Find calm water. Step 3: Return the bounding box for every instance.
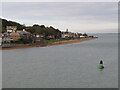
[2,34,118,88]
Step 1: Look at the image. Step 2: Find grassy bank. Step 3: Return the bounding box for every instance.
[43,39,71,43]
[1,38,97,50]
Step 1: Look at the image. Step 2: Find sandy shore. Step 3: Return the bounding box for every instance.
[1,38,97,50]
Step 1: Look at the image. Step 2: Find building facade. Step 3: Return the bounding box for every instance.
[6,26,17,33]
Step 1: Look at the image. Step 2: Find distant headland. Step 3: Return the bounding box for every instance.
[0,18,97,50]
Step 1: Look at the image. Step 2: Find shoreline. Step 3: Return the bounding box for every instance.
[1,38,97,50]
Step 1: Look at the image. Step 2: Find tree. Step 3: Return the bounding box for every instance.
[2,18,62,39]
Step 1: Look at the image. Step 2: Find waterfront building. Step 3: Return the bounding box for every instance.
[0,33,2,45]
[83,33,88,38]
[47,35,55,40]
[6,26,17,33]
[9,32,21,41]
[2,33,11,44]
[61,29,73,39]
[16,29,31,40]
[34,34,44,42]
[61,29,83,39]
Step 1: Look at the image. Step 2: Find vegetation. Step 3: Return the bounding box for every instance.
[2,18,25,33]
[26,25,61,39]
[1,18,61,39]
[43,38,71,43]
[14,38,31,44]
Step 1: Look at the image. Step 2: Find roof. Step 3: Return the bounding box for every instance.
[17,30,30,34]
[9,32,20,36]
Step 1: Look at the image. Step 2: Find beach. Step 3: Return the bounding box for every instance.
[1,37,97,50]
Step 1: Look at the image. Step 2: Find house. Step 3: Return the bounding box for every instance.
[79,33,88,38]
[80,35,86,38]
[16,29,31,39]
[61,29,83,39]
[5,26,21,42]
[9,32,21,41]
[82,33,88,38]
[6,26,17,33]
[77,33,82,38]
[0,33,2,45]
[47,35,55,40]
[61,29,73,39]
[2,33,12,44]
[72,33,79,39]
[33,34,44,42]
[2,29,32,43]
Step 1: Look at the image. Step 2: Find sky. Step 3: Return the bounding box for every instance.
[1,2,118,33]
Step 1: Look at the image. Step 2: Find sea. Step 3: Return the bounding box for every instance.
[2,33,118,88]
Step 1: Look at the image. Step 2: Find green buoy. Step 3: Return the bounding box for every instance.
[98,65,104,69]
[98,60,104,69]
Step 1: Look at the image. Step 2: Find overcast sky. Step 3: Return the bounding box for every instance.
[1,2,118,33]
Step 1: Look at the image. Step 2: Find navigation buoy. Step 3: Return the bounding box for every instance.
[98,60,104,69]
[98,65,104,69]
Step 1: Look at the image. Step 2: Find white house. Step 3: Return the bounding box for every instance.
[61,29,73,39]
[80,35,85,38]
[7,26,17,33]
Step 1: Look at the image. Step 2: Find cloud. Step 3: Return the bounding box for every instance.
[2,2,118,33]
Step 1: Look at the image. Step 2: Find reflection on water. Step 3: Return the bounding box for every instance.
[2,34,118,88]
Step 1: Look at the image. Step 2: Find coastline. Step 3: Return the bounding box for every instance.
[1,38,97,50]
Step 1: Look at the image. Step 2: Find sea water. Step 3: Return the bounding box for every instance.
[2,33,118,88]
